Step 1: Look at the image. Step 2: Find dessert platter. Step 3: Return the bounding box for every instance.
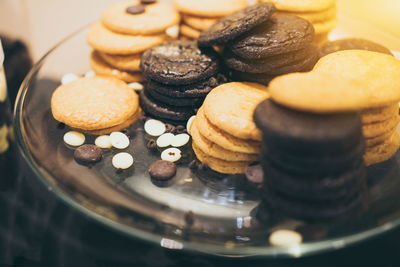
[13,0,400,258]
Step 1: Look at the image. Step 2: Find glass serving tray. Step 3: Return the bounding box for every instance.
[14,13,400,257]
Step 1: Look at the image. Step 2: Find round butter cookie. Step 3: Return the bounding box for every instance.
[182,15,218,31]
[259,0,336,12]
[364,132,400,166]
[98,52,141,71]
[276,6,336,24]
[362,115,399,139]
[173,0,248,18]
[51,76,139,131]
[365,129,396,147]
[102,1,180,35]
[180,24,201,40]
[320,38,393,57]
[362,103,399,124]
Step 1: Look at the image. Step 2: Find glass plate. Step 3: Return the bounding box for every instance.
[14,13,400,258]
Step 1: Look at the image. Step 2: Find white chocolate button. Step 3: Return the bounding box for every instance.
[84,70,95,78]
[63,131,85,146]
[112,152,134,169]
[110,132,130,149]
[156,133,175,148]
[269,229,303,247]
[128,82,144,92]
[171,133,190,147]
[61,73,79,85]
[144,119,166,137]
[166,25,180,38]
[161,148,182,162]
[186,115,196,135]
[0,70,7,102]
[95,135,112,149]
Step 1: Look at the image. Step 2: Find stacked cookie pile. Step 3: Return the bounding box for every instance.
[139,40,226,124]
[259,0,337,45]
[87,0,180,83]
[172,0,248,40]
[190,82,269,174]
[254,99,367,221]
[198,3,319,86]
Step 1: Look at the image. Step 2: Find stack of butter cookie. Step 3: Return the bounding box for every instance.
[172,0,248,40]
[140,40,226,124]
[259,0,337,45]
[87,0,180,83]
[190,82,269,174]
[198,3,319,86]
[254,99,366,221]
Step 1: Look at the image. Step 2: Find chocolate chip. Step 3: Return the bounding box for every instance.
[74,144,102,165]
[141,0,157,4]
[174,125,187,134]
[245,164,263,184]
[146,139,157,150]
[184,210,195,226]
[165,123,176,133]
[126,5,145,15]
[148,160,177,180]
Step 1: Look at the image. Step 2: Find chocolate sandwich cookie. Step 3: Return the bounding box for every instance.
[198,3,276,47]
[139,90,194,122]
[229,14,315,59]
[140,40,220,85]
[254,99,363,156]
[146,73,227,98]
[145,84,204,107]
[223,44,319,74]
[228,70,275,86]
[320,38,393,57]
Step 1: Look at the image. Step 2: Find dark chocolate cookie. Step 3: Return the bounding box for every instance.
[140,40,220,85]
[146,73,227,98]
[228,70,275,86]
[148,160,177,180]
[229,14,314,59]
[253,99,363,156]
[320,38,393,57]
[224,44,319,74]
[139,89,195,122]
[145,84,204,107]
[74,144,103,165]
[198,3,276,47]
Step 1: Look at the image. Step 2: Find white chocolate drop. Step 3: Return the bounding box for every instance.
[166,25,180,38]
[144,119,166,137]
[95,135,112,149]
[63,131,85,146]
[128,82,144,92]
[186,115,196,135]
[0,69,7,102]
[61,73,79,85]
[112,152,134,169]
[110,132,130,149]
[161,148,182,162]
[156,133,175,148]
[84,70,95,78]
[171,133,190,147]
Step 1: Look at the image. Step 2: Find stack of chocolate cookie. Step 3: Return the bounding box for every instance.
[198,3,319,86]
[172,0,248,40]
[139,40,226,124]
[190,82,269,174]
[259,0,337,45]
[254,99,367,221]
[87,0,180,83]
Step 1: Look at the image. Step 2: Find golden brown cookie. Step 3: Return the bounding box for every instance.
[90,51,144,83]
[365,129,396,147]
[191,118,259,162]
[364,132,400,166]
[362,115,399,138]
[51,76,139,131]
[102,1,180,35]
[313,32,330,46]
[87,22,167,55]
[98,52,142,71]
[259,0,335,12]
[182,15,218,31]
[313,17,337,35]
[192,142,252,174]
[180,24,201,39]
[203,82,269,141]
[196,108,261,154]
[173,0,248,18]
[362,103,399,124]
[276,5,336,23]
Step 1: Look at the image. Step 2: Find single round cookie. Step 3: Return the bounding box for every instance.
[140,40,220,85]
[148,160,177,180]
[173,0,248,18]
[146,73,227,98]
[98,52,141,71]
[198,3,276,47]
[51,76,139,131]
[145,84,204,107]
[362,104,399,124]
[362,115,399,138]
[90,51,144,83]
[364,132,400,166]
[191,118,259,162]
[259,0,336,12]
[366,129,396,147]
[182,15,218,31]
[180,24,201,40]
[139,90,195,122]
[101,1,180,35]
[254,99,363,156]
[87,22,167,55]
[203,82,269,141]
[229,14,314,59]
[320,38,393,57]
[196,107,261,154]
[312,17,337,35]
[276,5,337,24]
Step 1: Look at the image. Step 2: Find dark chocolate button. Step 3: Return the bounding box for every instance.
[245,164,264,184]
[174,125,187,134]
[74,144,102,165]
[126,5,145,15]
[165,124,176,133]
[148,160,177,180]
[146,139,157,150]
[141,0,157,4]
